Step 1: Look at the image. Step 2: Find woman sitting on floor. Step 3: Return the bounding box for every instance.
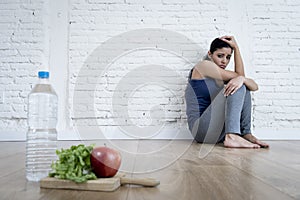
[185,36,269,148]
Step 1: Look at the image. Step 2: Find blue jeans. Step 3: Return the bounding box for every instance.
[189,85,252,143]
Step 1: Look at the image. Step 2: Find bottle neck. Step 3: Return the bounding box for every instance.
[38,78,50,84]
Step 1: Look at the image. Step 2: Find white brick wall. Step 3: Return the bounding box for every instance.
[68,0,228,139]
[248,0,300,131]
[0,0,300,140]
[0,0,46,133]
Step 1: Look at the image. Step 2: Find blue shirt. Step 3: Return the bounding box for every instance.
[185,69,223,118]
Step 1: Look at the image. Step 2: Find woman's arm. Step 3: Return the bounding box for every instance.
[219,36,258,95]
[244,77,258,91]
[220,36,245,76]
[193,35,258,95]
[193,60,258,95]
[193,60,239,81]
[223,76,258,96]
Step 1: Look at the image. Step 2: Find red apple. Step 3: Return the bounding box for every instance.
[90,146,122,178]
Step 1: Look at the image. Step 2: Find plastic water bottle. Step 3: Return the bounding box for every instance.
[26,71,58,182]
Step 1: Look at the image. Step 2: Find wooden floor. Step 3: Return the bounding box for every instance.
[0,140,299,200]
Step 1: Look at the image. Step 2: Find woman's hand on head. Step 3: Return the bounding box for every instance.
[219,36,238,50]
[224,76,245,96]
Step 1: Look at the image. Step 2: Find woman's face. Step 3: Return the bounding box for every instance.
[208,47,232,69]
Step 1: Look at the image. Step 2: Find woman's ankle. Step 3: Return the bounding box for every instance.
[225,133,240,140]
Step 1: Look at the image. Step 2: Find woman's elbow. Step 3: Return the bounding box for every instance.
[250,84,258,91]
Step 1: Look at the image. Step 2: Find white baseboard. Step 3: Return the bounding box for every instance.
[253,128,300,140]
[1,127,299,141]
[0,126,194,141]
[56,126,194,140]
[0,130,27,141]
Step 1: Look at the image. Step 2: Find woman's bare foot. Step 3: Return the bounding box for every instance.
[243,133,269,148]
[224,133,260,148]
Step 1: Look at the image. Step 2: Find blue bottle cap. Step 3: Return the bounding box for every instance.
[38,71,49,78]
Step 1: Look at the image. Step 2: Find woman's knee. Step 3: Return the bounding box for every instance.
[238,85,252,101]
[227,84,246,99]
[235,84,246,95]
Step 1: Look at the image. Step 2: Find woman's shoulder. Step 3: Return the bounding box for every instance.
[195,60,213,68]
[191,67,205,79]
[192,60,214,79]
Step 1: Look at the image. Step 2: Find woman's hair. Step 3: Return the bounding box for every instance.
[209,38,233,53]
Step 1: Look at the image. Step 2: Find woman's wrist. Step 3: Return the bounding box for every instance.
[240,75,246,83]
[233,45,239,51]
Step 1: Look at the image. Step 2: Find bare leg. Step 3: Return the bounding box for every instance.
[223,133,260,148]
[243,133,269,148]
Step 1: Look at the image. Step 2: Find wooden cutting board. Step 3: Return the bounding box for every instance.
[40,173,160,192]
[40,176,121,192]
